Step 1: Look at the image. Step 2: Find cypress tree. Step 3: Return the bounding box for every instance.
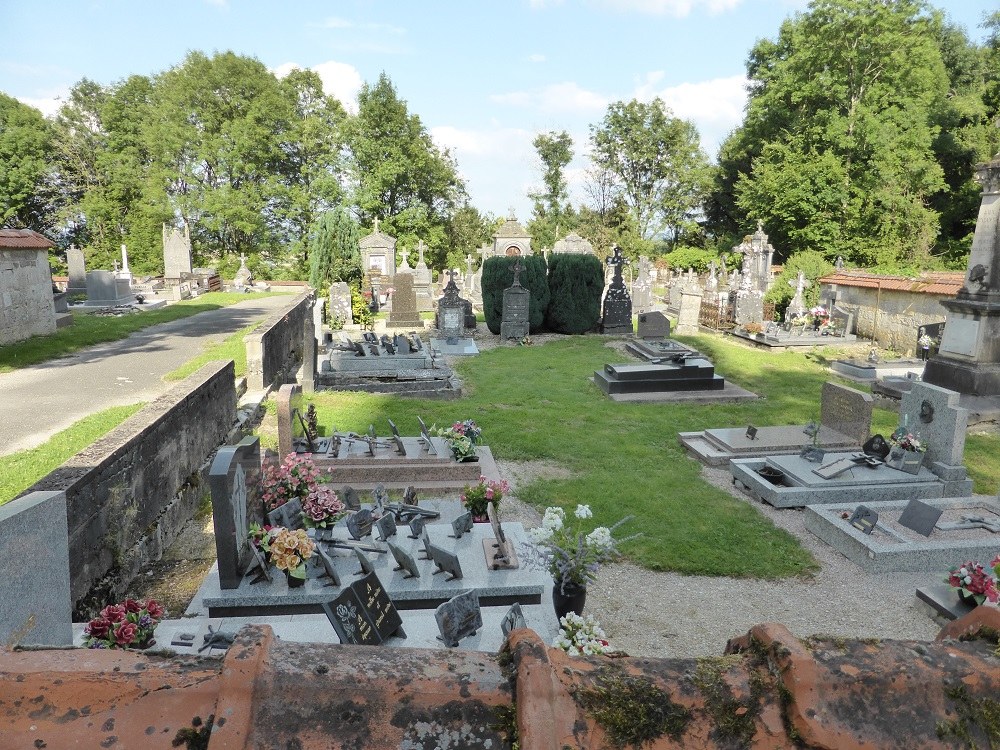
[481,255,550,334]
[545,254,604,334]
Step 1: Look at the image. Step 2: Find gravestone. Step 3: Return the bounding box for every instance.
[387,271,421,328]
[862,434,891,459]
[208,436,264,590]
[322,571,404,645]
[675,282,703,336]
[267,498,303,530]
[86,270,133,306]
[898,499,943,537]
[374,512,397,543]
[428,544,463,581]
[387,541,420,579]
[436,273,468,340]
[601,245,633,335]
[637,311,670,340]
[408,515,426,539]
[848,505,878,534]
[66,244,86,296]
[233,253,253,287]
[0,491,72,646]
[329,281,353,326]
[343,486,361,510]
[347,509,374,540]
[500,259,530,340]
[899,383,968,470]
[820,382,873,445]
[450,511,474,538]
[631,256,653,314]
[435,589,483,647]
[163,222,193,280]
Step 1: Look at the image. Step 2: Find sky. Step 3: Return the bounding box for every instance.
[0,0,995,222]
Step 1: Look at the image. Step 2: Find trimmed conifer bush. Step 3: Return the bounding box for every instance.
[481,255,550,334]
[545,254,605,334]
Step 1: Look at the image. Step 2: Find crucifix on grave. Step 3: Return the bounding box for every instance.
[601,245,634,335]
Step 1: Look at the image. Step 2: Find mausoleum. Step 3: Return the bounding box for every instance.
[0,228,58,346]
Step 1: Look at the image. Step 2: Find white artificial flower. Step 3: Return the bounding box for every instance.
[575,504,593,519]
[542,506,565,531]
[528,526,554,544]
[586,527,612,550]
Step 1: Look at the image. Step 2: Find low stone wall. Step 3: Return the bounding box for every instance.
[22,360,238,616]
[821,284,949,355]
[244,291,311,390]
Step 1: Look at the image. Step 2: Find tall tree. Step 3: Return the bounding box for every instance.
[730,0,952,267]
[527,130,574,248]
[589,98,711,246]
[307,207,362,290]
[0,94,55,231]
[345,72,465,260]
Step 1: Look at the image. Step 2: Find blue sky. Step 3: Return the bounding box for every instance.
[0,0,994,221]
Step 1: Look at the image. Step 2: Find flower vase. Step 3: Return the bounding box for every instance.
[285,572,306,589]
[958,589,979,607]
[472,514,488,523]
[552,580,587,620]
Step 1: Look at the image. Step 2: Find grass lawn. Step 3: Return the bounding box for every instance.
[0,291,287,374]
[164,322,261,381]
[0,403,145,506]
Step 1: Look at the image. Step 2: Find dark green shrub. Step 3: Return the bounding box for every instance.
[545,254,604,334]
[481,255,550,334]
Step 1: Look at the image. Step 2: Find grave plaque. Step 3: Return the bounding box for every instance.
[347,509,374,540]
[388,419,401,438]
[374,512,397,542]
[820,382,874,445]
[266,498,303,530]
[428,544,463,581]
[417,528,433,560]
[209,436,264,590]
[403,485,418,505]
[388,271,421,327]
[245,544,272,584]
[316,547,342,588]
[450,511,474,539]
[387,541,420,579]
[483,501,519,570]
[417,416,437,454]
[393,334,411,353]
[636,311,670,340]
[862,434,891,460]
[745,425,758,441]
[322,571,404,645]
[354,548,375,576]
[343,486,361,510]
[435,590,483,648]
[848,505,879,535]
[501,602,526,638]
[898,499,944,537]
[408,515,426,539]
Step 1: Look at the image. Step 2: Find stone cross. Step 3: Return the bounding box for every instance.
[417,240,426,265]
[790,270,810,295]
[373,216,380,234]
[606,245,629,284]
[512,257,523,287]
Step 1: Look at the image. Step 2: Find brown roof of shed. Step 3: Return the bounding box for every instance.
[820,270,963,296]
[0,228,55,249]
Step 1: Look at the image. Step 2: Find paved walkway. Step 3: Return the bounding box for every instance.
[0,294,293,457]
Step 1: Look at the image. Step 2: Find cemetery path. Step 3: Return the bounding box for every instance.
[0,294,292,456]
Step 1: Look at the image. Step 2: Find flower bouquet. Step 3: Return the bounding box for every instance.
[945,558,999,606]
[434,419,482,461]
[261,453,324,512]
[83,598,165,649]
[301,486,346,530]
[887,427,927,473]
[528,504,634,594]
[267,527,316,583]
[460,475,510,519]
[553,612,613,657]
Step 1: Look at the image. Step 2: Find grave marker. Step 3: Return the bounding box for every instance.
[316,547,342,588]
[428,544,464,581]
[848,505,879,535]
[354,548,375,576]
[435,590,483,647]
[322,571,405,645]
[387,541,420,579]
[266,498,303,531]
[898,499,944,537]
[374,513,397,543]
[408,516,426,539]
[209,436,264,590]
[501,603,526,638]
[450,511,474,539]
[483,501,519,570]
[347,509,374,540]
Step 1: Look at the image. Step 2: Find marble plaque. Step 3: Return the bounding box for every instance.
[939,318,979,356]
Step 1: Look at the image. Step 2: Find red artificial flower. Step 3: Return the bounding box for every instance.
[114,621,138,645]
[102,604,127,623]
[145,600,164,620]
[85,618,111,640]
[123,598,143,614]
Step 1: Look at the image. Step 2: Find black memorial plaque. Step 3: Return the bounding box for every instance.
[354,547,374,576]
[428,543,463,581]
[387,541,420,579]
[266,498,303,530]
[375,512,397,542]
[746,425,758,441]
[347,509,374,540]
[898,499,943,538]
[408,515,426,539]
[862,434,891,460]
[322,572,404,645]
[343,485,361,510]
[450,511,474,539]
[848,505,879,535]
[435,589,483,648]
[316,546,342,587]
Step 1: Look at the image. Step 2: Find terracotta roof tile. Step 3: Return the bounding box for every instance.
[0,228,55,249]
[820,270,963,296]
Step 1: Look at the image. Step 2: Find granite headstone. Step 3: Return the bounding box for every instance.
[208,436,264,590]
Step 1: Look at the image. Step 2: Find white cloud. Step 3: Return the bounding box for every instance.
[633,73,748,155]
[528,53,547,63]
[490,82,607,115]
[591,0,741,15]
[273,61,363,114]
[314,16,405,35]
[16,86,69,118]
[431,125,533,159]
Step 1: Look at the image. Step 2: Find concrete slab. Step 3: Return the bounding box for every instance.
[804,496,1000,573]
[591,378,758,404]
[430,338,480,355]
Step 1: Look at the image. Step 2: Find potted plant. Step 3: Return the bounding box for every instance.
[553,612,613,657]
[83,598,165,650]
[945,558,999,606]
[460,476,510,521]
[260,526,316,587]
[528,504,634,620]
[434,419,483,462]
[743,321,764,337]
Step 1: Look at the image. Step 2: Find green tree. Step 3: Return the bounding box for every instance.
[527,130,575,248]
[764,250,834,318]
[545,253,604,334]
[481,255,550,334]
[0,94,55,231]
[589,98,712,246]
[443,205,493,271]
[308,207,362,290]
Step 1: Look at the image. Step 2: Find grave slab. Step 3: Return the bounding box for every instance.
[430,337,480,355]
[804,496,1000,573]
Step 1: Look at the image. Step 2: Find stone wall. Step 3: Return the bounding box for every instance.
[0,248,57,345]
[244,291,311,390]
[822,284,950,355]
[22,360,238,614]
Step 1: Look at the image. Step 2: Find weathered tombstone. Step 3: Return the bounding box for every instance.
[500,602,526,638]
[899,382,969,471]
[500,259,530,341]
[601,245,633,335]
[450,511,474,539]
[387,541,420,579]
[322,571,405,645]
[435,589,483,647]
[387,271,421,328]
[266,497,303,531]
[163,222,193,280]
[436,272,468,341]
[675,281,704,335]
[347,509,374,540]
[820,382,874,445]
[898,499,944,537]
[428,544,464,581]
[86,270,133,306]
[631,256,653,313]
[233,253,253,287]
[393,333,411,353]
[208,436,264,590]
[0,491,73,646]
[374,512,397,543]
[329,281,353,326]
[848,505,879,535]
[66,244,86,297]
[637,311,670,340]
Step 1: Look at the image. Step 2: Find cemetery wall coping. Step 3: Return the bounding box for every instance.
[244,291,311,390]
[21,360,237,612]
[2,618,998,749]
